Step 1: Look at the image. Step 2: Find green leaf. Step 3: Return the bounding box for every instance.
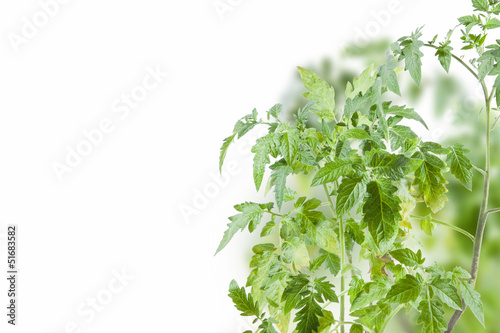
[420,214,434,236]
[252,134,274,191]
[228,280,261,317]
[385,104,428,129]
[314,277,339,303]
[351,281,390,311]
[363,179,402,249]
[317,310,336,333]
[430,277,462,310]
[219,133,237,172]
[390,248,425,267]
[417,298,447,333]
[413,151,448,213]
[447,144,473,191]
[368,151,423,180]
[460,281,485,327]
[294,293,323,333]
[270,162,293,209]
[472,0,489,12]
[385,274,423,304]
[336,176,368,217]
[339,128,371,140]
[397,28,425,85]
[282,236,310,267]
[261,221,276,237]
[282,274,310,314]
[297,67,336,120]
[216,202,271,254]
[258,319,279,333]
[486,17,500,29]
[389,125,418,151]
[311,159,352,186]
[379,54,401,95]
[322,251,341,276]
[268,104,282,120]
[345,64,377,99]
[435,43,453,72]
[478,53,495,81]
[280,129,300,166]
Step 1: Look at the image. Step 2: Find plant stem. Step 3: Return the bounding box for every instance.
[424,44,479,80]
[487,207,500,215]
[379,304,405,333]
[444,81,492,333]
[321,181,346,333]
[410,215,475,242]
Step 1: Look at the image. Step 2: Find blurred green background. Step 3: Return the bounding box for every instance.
[279,39,500,333]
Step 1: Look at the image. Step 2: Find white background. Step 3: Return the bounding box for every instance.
[0,0,475,332]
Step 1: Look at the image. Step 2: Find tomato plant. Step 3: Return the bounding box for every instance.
[216,1,500,332]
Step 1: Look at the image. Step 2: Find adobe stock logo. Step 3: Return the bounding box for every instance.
[51,65,168,181]
[7,0,72,53]
[353,0,405,47]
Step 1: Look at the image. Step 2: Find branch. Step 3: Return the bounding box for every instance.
[487,207,500,215]
[424,43,479,81]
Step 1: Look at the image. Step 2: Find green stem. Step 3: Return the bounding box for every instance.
[445,79,492,333]
[379,304,405,333]
[487,207,500,215]
[410,215,474,242]
[424,43,479,80]
[320,181,346,333]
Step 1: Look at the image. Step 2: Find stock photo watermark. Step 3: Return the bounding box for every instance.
[49,268,134,333]
[179,126,266,224]
[7,0,72,53]
[353,0,413,47]
[51,65,168,182]
[212,0,244,21]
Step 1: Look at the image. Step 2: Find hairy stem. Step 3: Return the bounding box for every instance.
[445,81,492,333]
[410,215,475,242]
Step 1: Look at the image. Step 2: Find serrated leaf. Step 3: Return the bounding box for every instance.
[390,248,425,267]
[252,134,274,191]
[472,0,489,12]
[460,281,485,327]
[363,179,402,249]
[389,125,418,151]
[417,298,447,333]
[219,133,237,172]
[317,310,335,333]
[351,281,390,311]
[322,251,341,276]
[447,144,473,191]
[339,128,371,140]
[259,319,279,333]
[368,151,423,180]
[311,159,352,186]
[346,64,377,99]
[435,43,453,72]
[261,221,276,237]
[486,17,500,29]
[336,176,368,217]
[379,54,401,95]
[413,152,448,213]
[478,53,495,81]
[228,280,261,317]
[385,105,428,129]
[430,277,462,310]
[314,277,339,303]
[385,274,423,304]
[282,237,310,267]
[294,293,323,333]
[270,162,293,209]
[216,202,272,254]
[398,28,425,85]
[268,104,282,120]
[280,129,299,166]
[298,67,335,120]
[282,274,310,314]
